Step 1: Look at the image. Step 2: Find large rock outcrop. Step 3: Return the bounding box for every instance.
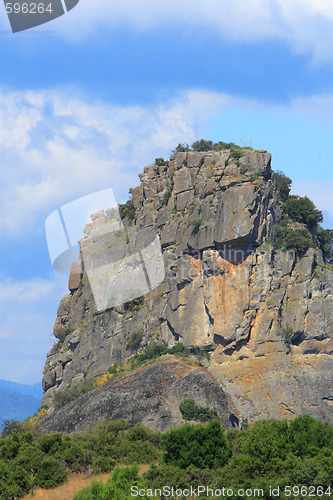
[41,359,236,433]
[41,148,333,430]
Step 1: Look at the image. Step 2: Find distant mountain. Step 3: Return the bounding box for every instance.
[0,379,43,430]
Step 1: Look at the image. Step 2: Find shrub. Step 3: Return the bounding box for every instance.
[317,228,333,263]
[161,420,231,469]
[92,456,116,474]
[272,170,292,201]
[191,139,214,152]
[34,456,67,488]
[74,464,155,500]
[164,185,173,204]
[172,143,188,154]
[191,219,201,234]
[272,223,313,255]
[284,195,323,229]
[124,296,144,312]
[283,228,313,254]
[126,330,143,349]
[53,380,95,410]
[288,414,333,457]
[1,420,21,439]
[155,157,168,166]
[179,399,218,422]
[119,199,136,222]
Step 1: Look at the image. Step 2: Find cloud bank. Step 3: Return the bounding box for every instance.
[1,0,332,63]
[0,88,237,235]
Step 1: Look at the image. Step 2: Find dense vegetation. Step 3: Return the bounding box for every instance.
[0,419,160,499]
[72,414,333,500]
[118,199,136,222]
[271,171,333,260]
[161,420,231,469]
[179,399,218,422]
[1,410,332,499]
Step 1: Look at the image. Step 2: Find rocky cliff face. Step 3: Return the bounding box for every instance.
[41,148,333,430]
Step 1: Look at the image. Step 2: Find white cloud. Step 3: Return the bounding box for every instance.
[0,274,68,384]
[0,87,240,235]
[3,86,333,237]
[0,0,330,63]
[0,277,63,302]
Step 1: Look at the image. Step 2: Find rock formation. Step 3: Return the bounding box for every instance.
[41,147,333,432]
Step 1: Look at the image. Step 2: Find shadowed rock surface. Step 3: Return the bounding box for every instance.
[40,359,235,433]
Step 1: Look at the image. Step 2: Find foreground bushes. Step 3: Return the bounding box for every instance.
[0,420,160,499]
[72,415,333,500]
[161,420,231,469]
[1,412,332,499]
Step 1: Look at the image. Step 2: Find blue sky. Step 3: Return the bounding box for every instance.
[1,0,333,384]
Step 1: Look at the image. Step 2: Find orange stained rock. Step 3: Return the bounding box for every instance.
[190,257,202,273]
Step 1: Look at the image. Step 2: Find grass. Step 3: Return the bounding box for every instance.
[21,473,110,500]
[22,465,152,500]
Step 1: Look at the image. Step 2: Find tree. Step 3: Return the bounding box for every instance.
[272,170,292,202]
[1,420,21,439]
[179,399,218,422]
[155,158,167,166]
[172,143,188,154]
[317,228,333,263]
[161,420,231,469]
[284,196,323,229]
[283,228,313,254]
[191,139,213,152]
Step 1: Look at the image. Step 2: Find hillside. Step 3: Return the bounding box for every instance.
[0,379,42,429]
[40,142,333,432]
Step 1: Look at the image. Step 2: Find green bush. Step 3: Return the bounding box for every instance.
[124,296,144,312]
[172,143,188,154]
[284,195,323,229]
[318,228,333,263]
[172,140,246,158]
[53,380,95,410]
[119,199,136,222]
[155,157,168,166]
[191,139,214,152]
[2,413,332,499]
[164,184,173,204]
[35,456,67,489]
[127,330,143,349]
[272,170,292,201]
[179,399,218,422]
[283,228,313,254]
[161,420,231,469]
[74,464,156,500]
[273,223,313,255]
[191,219,201,234]
[92,456,116,474]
